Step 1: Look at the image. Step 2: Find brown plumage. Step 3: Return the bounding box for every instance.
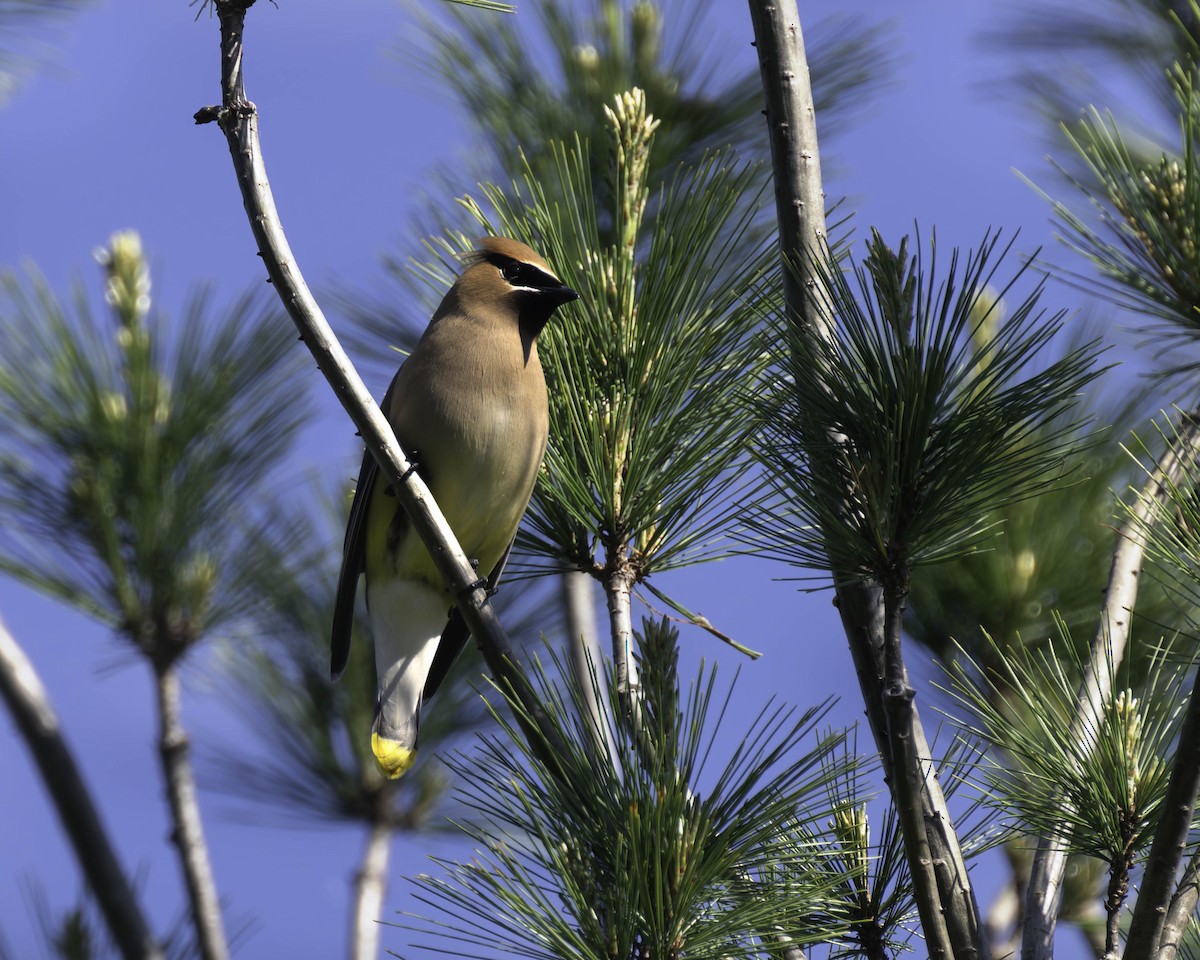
[331,237,577,778]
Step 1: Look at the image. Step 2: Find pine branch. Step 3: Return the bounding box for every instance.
[194,0,567,779]
[1124,415,1200,960]
[881,579,954,960]
[154,666,228,960]
[0,615,162,960]
[747,3,987,958]
[1023,413,1200,960]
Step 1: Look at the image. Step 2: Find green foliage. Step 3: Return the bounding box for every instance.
[337,0,891,378]
[904,340,1187,670]
[1121,413,1200,615]
[0,232,307,662]
[749,229,1105,585]
[0,0,88,107]
[414,96,776,590]
[403,0,890,203]
[994,0,1200,137]
[407,619,854,960]
[1041,66,1200,380]
[943,621,1194,865]
[816,731,918,958]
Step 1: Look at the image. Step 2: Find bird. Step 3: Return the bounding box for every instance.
[331,236,578,779]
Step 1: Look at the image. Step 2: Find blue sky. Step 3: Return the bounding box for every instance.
[0,1,1121,957]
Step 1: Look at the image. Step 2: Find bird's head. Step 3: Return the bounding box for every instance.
[455,236,579,340]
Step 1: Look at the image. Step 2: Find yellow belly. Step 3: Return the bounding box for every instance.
[365,405,544,591]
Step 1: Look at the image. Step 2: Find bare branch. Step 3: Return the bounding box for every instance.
[0,615,163,960]
[1160,847,1200,960]
[882,584,954,960]
[745,0,830,336]
[155,667,228,960]
[349,818,392,960]
[196,0,566,775]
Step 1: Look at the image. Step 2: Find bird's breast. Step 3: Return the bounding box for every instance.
[385,344,548,588]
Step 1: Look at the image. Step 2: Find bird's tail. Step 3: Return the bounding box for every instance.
[367,579,447,779]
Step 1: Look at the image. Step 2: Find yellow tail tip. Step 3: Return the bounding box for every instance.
[371,732,416,779]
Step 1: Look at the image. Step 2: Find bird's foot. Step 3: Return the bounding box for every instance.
[384,449,422,496]
[460,575,490,597]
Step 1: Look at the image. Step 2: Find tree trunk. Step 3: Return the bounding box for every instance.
[349,817,392,960]
[154,664,229,960]
[0,616,162,960]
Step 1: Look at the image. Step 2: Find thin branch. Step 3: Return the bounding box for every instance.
[561,569,610,756]
[0,615,163,960]
[349,816,392,960]
[1126,424,1200,960]
[882,582,954,960]
[1024,414,1200,960]
[154,666,228,960]
[1160,847,1200,960]
[195,0,567,778]
[745,0,831,337]
[747,3,987,958]
[1129,681,1200,959]
[604,563,639,700]
[1104,836,1135,960]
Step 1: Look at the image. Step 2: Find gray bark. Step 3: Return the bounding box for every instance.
[562,569,610,753]
[197,0,568,776]
[155,666,228,960]
[349,819,392,960]
[604,565,639,700]
[1024,416,1200,960]
[0,616,162,960]
[747,3,986,957]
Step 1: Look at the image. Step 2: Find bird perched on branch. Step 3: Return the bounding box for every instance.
[331,236,578,779]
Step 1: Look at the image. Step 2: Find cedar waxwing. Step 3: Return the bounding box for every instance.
[331,237,578,779]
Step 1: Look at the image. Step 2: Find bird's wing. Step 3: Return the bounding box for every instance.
[421,537,515,703]
[330,446,379,680]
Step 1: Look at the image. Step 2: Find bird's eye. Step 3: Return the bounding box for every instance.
[501,260,559,289]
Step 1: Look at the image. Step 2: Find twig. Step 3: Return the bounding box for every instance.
[1104,829,1136,960]
[196,0,567,778]
[155,666,228,960]
[1159,846,1200,960]
[1024,414,1200,960]
[638,579,763,658]
[0,616,163,960]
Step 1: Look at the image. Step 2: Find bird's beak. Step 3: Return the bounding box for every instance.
[549,283,580,307]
